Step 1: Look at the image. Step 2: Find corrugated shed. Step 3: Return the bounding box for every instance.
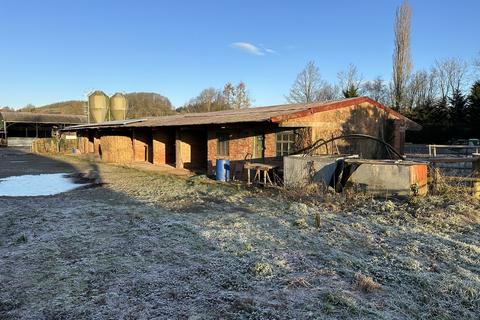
[0,111,87,124]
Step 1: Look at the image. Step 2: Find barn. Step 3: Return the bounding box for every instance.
[0,111,87,147]
[66,97,421,178]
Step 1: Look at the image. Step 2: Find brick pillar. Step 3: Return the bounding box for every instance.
[175,129,183,169]
[152,130,167,165]
[392,120,405,154]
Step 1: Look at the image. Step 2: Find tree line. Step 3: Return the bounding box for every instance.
[285,0,480,142]
[1,84,252,117]
[176,82,251,113]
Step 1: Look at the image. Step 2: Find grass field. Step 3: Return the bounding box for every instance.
[1,154,479,319]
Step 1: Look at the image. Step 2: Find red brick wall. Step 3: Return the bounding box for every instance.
[280,102,391,158]
[207,124,281,177]
[179,129,207,169]
[391,120,406,154]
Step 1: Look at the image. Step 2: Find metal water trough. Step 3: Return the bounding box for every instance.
[283,155,356,188]
[284,155,428,196]
[345,159,428,196]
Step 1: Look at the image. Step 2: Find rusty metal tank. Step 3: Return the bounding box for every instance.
[88,90,109,123]
[109,93,128,121]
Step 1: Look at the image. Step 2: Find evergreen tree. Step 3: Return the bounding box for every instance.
[410,97,436,124]
[342,84,359,98]
[467,80,480,127]
[431,97,451,126]
[448,88,468,125]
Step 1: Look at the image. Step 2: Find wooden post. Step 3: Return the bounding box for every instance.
[131,129,136,161]
[473,155,480,199]
[175,129,183,169]
[432,166,441,194]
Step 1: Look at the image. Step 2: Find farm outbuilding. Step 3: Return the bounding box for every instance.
[66,97,421,179]
[0,111,87,147]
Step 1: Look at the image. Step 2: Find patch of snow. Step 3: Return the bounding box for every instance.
[0,173,86,197]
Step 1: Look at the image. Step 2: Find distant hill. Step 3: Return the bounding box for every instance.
[126,92,175,118]
[27,100,86,115]
[30,92,175,119]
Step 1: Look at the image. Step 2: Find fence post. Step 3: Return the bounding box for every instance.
[473,154,480,199]
[431,165,441,195]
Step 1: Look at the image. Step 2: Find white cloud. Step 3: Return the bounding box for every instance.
[230,42,265,56]
[230,42,278,56]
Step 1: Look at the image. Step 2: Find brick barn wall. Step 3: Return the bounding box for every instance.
[280,102,390,158]
[207,124,280,177]
[179,129,207,169]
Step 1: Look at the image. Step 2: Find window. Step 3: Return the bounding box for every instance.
[253,134,264,159]
[217,133,230,156]
[276,130,296,157]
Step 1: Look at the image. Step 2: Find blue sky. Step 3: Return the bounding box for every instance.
[1,0,479,109]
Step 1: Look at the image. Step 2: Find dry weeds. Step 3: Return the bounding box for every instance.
[352,272,381,293]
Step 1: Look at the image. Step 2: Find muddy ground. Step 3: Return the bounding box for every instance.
[0,149,479,319]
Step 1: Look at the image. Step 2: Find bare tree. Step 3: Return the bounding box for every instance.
[392,0,412,109]
[337,63,362,97]
[362,76,388,104]
[223,81,252,109]
[178,88,228,113]
[434,57,468,100]
[316,83,340,102]
[287,61,325,103]
[405,71,428,109]
[474,52,480,74]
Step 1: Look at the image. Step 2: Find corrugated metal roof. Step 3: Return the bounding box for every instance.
[0,111,87,124]
[67,118,146,129]
[64,97,421,131]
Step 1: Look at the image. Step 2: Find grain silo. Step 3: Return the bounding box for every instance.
[88,90,109,123]
[109,93,128,121]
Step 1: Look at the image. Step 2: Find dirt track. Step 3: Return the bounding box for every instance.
[0,149,479,319]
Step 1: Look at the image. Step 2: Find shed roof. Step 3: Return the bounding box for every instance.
[66,97,421,131]
[0,111,87,124]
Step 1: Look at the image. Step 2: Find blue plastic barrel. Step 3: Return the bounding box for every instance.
[215,159,230,181]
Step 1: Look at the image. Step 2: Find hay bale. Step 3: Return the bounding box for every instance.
[77,137,89,154]
[101,135,133,163]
